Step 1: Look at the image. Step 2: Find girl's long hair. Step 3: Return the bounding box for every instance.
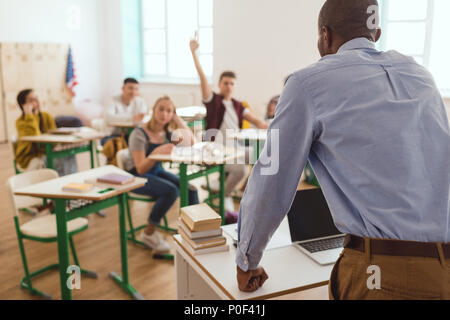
[17,89,44,133]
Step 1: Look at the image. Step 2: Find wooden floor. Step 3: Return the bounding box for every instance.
[0,143,328,300]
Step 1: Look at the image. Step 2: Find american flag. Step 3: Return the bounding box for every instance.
[66,47,78,96]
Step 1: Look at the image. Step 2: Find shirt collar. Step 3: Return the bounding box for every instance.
[337,37,377,53]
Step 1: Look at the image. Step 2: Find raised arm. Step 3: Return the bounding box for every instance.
[244,111,269,129]
[190,36,212,101]
[16,104,41,137]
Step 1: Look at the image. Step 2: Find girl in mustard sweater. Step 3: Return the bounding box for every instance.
[15,89,78,176]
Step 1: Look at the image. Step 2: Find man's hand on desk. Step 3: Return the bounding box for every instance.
[236,265,268,292]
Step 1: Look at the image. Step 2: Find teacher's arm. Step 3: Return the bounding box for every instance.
[236,75,316,292]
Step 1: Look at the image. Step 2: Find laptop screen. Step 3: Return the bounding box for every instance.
[287,189,342,242]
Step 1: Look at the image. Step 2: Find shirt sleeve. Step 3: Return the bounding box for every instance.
[128,128,146,153]
[16,114,40,137]
[203,92,214,104]
[236,75,316,271]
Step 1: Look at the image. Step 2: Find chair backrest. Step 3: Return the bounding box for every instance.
[7,169,59,217]
[116,148,131,170]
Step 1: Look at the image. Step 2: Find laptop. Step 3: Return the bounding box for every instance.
[287,188,345,265]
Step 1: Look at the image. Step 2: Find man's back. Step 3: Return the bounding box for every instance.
[293,37,450,242]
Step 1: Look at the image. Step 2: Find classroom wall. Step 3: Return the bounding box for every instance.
[0,0,105,105]
[99,0,326,117]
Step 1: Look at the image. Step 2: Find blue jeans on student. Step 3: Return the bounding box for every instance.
[131,169,199,226]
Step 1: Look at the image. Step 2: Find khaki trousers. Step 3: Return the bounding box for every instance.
[329,247,450,300]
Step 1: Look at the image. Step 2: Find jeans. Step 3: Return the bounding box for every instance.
[132,169,199,226]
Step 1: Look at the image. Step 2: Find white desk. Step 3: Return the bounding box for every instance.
[176,106,206,121]
[173,218,334,300]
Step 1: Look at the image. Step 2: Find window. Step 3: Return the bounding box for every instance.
[141,0,213,82]
[379,0,450,96]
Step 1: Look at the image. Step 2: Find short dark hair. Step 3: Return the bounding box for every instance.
[124,78,139,85]
[219,71,236,83]
[319,0,379,42]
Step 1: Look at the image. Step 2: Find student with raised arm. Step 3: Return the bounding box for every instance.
[127,96,199,252]
[190,36,268,222]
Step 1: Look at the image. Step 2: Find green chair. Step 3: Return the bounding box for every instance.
[116,149,176,249]
[7,169,98,300]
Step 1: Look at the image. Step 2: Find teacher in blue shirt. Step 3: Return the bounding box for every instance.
[236,0,450,300]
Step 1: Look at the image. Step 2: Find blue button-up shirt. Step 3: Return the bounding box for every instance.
[236,37,450,272]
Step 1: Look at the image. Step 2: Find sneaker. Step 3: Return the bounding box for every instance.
[140,232,171,253]
[225,211,239,225]
[225,197,235,213]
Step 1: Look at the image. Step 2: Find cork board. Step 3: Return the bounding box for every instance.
[0,43,74,142]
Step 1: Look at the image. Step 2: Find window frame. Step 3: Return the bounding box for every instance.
[139,0,214,84]
[379,0,449,96]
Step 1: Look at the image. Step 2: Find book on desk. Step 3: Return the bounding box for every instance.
[179,204,229,255]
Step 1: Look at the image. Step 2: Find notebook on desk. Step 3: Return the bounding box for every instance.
[97,174,135,185]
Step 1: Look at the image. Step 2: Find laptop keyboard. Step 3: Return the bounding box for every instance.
[299,236,345,253]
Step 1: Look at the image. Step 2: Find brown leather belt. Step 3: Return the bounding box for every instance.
[344,235,450,259]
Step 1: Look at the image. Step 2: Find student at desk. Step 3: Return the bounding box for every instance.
[127,96,199,252]
[236,0,450,300]
[190,35,268,220]
[103,78,148,145]
[15,89,78,176]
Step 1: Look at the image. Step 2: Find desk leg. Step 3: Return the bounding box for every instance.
[219,164,226,224]
[256,139,261,161]
[109,193,145,300]
[45,143,54,169]
[55,199,72,300]
[179,164,189,208]
[89,141,95,169]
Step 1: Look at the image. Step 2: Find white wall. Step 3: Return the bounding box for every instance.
[0,0,105,104]
[100,0,325,116]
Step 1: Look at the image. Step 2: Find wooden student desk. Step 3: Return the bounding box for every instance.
[19,127,103,170]
[148,144,244,222]
[13,166,147,300]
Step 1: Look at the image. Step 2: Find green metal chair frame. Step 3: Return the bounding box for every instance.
[8,170,98,300]
[14,215,97,299]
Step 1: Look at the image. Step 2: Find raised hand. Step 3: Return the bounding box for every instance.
[189,31,199,54]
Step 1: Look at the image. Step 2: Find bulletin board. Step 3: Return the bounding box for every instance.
[0,43,75,142]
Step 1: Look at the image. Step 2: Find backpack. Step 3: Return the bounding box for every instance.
[102,135,128,166]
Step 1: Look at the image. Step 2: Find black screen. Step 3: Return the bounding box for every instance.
[288,189,341,242]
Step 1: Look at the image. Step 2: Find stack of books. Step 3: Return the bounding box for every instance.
[178,203,229,256]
